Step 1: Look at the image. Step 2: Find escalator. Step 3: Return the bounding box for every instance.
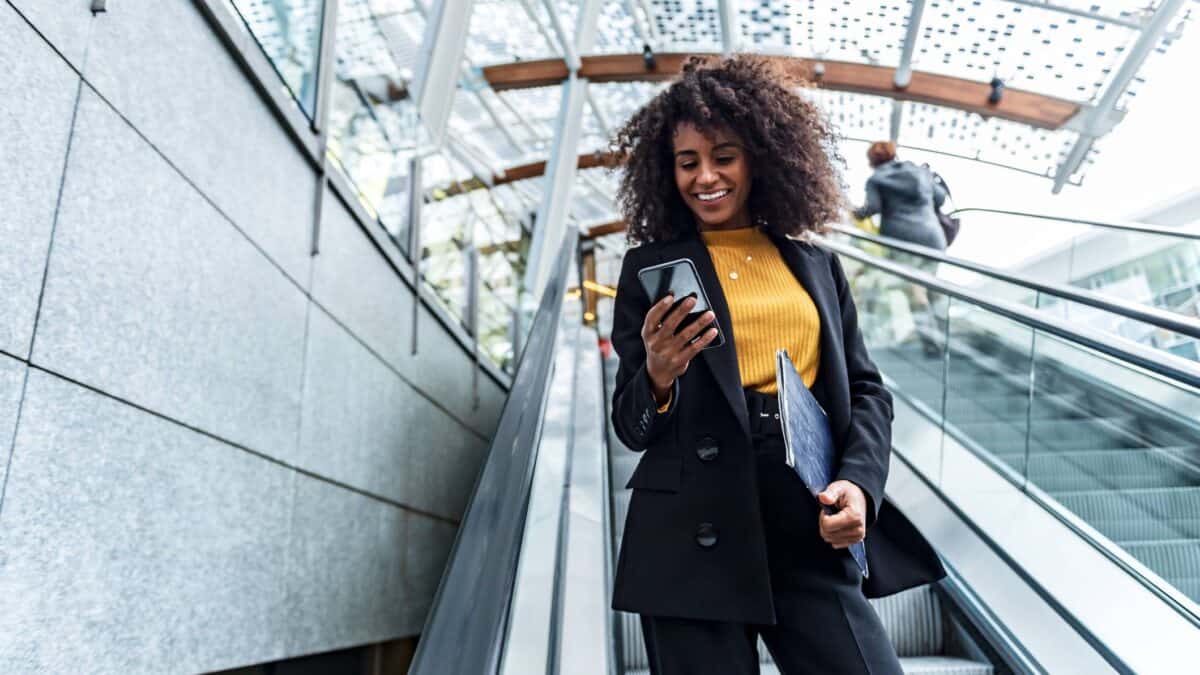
[828,225,1200,612]
[410,228,1200,675]
[871,334,1200,606]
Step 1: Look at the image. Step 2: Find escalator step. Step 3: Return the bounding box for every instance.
[1015,449,1198,491]
[953,419,1134,452]
[1051,487,1200,541]
[623,656,992,675]
[1119,539,1200,582]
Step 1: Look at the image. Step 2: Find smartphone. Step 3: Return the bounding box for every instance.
[636,258,725,349]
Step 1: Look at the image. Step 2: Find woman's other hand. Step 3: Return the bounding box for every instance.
[642,294,719,404]
[817,480,868,549]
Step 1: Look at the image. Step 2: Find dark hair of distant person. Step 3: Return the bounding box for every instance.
[610,54,845,245]
[867,140,897,168]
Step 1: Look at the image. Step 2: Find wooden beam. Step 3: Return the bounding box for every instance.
[584,219,627,239]
[494,151,619,187]
[484,53,1080,130]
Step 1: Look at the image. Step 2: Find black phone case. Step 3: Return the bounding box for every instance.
[636,258,726,349]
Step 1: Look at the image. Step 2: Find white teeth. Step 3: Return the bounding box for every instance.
[697,190,729,202]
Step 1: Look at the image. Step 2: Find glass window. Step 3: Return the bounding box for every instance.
[327,0,427,253]
[225,0,325,119]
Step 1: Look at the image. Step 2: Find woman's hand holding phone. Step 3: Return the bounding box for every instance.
[642,294,719,404]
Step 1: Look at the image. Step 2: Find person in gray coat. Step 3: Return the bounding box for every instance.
[852,141,948,251]
[852,141,948,355]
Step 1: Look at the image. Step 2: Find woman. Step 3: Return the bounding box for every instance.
[852,141,948,251]
[853,141,950,355]
[608,56,944,674]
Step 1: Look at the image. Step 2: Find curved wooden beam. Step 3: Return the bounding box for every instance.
[483,53,1080,130]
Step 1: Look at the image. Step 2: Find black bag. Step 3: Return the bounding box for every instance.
[937,210,960,247]
[929,169,960,246]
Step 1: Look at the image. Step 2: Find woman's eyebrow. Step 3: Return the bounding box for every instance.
[673,143,739,158]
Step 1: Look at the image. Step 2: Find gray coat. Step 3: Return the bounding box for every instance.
[853,160,948,250]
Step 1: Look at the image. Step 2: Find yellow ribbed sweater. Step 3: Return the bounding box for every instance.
[701,227,821,393]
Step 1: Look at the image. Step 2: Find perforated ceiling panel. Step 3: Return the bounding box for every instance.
[650,0,724,52]
[467,0,559,65]
[738,0,914,65]
[898,101,1080,177]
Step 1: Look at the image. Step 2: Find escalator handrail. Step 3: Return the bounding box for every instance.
[409,233,577,675]
[946,207,1200,241]
[827,224,1200,340]
[819,238,1200,391]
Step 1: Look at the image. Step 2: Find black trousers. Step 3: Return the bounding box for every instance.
[639,392,903,675]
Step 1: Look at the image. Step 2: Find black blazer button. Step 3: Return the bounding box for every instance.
[695,436,719,462]
[695,523,718,548]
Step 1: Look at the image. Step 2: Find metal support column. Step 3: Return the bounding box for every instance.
[1052,0,1187,192]
[523,0,602,300]
[409,155,425,354]
[308,0,340,255]
[411,0,477,148]
[719,0,740,56]
[894,0,927,89]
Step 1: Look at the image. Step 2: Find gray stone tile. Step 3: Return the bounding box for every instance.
[378,505,417,636]
[0,3,80,357]
[284,476,400,654]
[403,512,459,632]
[311,188,415,376]
[314,189,503,457]
[412,305,482,431]
[0,354,27,493]
[298,307,485,518]
[32,89,307,456]
[7,0,94,71]
[0,369,293,674]
[84,0,315,283]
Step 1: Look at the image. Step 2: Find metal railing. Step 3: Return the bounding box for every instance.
[410,234,577,675]
[827,224,1200,341]
[822,238,1200,628]
[946,207,1200,241]
[823,239,1200,389]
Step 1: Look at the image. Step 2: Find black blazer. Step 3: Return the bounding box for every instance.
[610,230,944,624]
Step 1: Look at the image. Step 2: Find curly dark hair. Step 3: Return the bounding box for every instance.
[611,54,845,245]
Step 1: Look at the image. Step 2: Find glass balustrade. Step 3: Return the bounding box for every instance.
[224,0,325,118]
[842,254,1200,610]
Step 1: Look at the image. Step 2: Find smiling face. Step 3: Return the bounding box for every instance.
[672,123,753,232]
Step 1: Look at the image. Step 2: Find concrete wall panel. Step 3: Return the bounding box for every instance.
[403,513,459,631]
[32,89,307,456]
[6,0,94,72]
[298,307,486,518]
[0,370,294,673]
[284,476,403,654]
[83,0,315,283]
[0,354,27,492]
[0,4,80,357]
[312,190,414,375]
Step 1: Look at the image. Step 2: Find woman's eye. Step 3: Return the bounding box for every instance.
[680,163,697,170]
[717,156,735,164]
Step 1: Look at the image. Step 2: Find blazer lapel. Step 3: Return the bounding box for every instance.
[769,233,845,430]
[673,235,752,440]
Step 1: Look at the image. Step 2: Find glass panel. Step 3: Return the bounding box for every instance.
[327,0,426,252]
[836,222,1200,363]
[942,299,1036,484]
[479,284,517,372]
[226,0,325,118]
[1028,332,1200,606]
[944,210,1200,361]
[847,248,1200,608]
[421,170,473,324]
[842,256,948,478]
